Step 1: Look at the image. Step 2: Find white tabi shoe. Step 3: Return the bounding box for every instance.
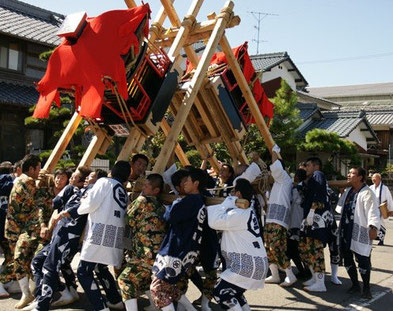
[280,267,297,287]
[51,287,74,307]
[4,280,21,294]
[330,264,342,285]
[69,286,80,302]
[178,295,197,311]
[228,303,243,311]
[124,298,138,311]
[241,303,251,311]
[265,264,280,284]
[161,303,175,311]
[304,272,327,292]
[303,266,316,287]
[15,277,34,309]
[0,282,10,298]
[22,299,38,310]
[201,294,212,311]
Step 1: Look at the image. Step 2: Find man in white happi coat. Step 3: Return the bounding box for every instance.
[208,178,268,311]
[76,161,131,311]
[264,148,297,287]
[336,167,380,299]
[370,173,393,245]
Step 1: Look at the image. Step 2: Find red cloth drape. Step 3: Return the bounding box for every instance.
[33,4,150,119]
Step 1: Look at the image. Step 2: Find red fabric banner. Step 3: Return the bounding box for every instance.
[33,4,150,119]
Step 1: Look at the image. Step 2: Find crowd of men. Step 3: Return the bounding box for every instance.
[0,148,392,311]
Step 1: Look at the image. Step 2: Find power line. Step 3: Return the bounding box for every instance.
[298,52,393,65]
[248,11,278,54]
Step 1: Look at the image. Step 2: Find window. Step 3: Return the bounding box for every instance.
[0,42,23,71]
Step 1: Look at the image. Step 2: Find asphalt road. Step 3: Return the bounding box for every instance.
[1,219,393,310]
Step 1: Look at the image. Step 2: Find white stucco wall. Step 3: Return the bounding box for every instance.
[261,62,297,90]
[347,126,367,150]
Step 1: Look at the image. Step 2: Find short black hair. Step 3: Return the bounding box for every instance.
[111,161,131,183]
[0,161,13,174]
[306,157,322,169]
[54,168,71,180]
[171,169,189,188]
[188,168,207,192]
[95,169,108,179]
[147,173,164,194]
[131,153,149,165]
[354,167,367,182]
[77,166,92,183]
[295,169,307,182]
[234,178,253,202]
[221,163,234,177]
[21,154,41,173]
[13,160,22,173]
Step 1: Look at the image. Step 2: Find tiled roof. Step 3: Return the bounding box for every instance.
[307,82,393,98]
[250,52,288,71]
[250,51,309,89]
[0,81,38,106]
[341,108,393,127]
[297,103,321,120]
[0,0,64,46]
[299,110,378,142]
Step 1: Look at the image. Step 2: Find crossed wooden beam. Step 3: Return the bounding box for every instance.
[43,0,276,175]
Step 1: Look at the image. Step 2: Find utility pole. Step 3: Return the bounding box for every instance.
[248,11,278,54]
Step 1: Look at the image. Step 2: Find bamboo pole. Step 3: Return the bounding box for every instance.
[152,1,234,173]
[43,112,82,173]
[160,119,191,167]
[159,15,240,39]
[78,129,106,167]
[117,129,141,161]
[124,0,137,8]
[220,35,276,153]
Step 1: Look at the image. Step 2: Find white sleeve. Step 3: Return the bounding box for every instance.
[365,190,381,230]
[162,164,178,195]
[77,179,107,215]
[336,188,349,214]
[208,197,250,231]
[233,162,261,186]
[384,185,393,212]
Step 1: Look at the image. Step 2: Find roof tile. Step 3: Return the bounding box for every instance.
[0,0,63,47]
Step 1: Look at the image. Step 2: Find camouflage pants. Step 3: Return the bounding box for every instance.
[0,238,15,281]
[263,223,290,269]
[150,275,182,309]
[299,236,325,273]
[118,259,154,300]
[176,265,217,300]
[0,232,39,283]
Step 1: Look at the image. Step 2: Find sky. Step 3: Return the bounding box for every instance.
[23,0,393,87]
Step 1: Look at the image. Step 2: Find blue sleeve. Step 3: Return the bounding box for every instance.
[164,195,203,224]
[66,185,93,219]
[0,175,13,196]
[310,171,327,203]
[53,185,74,212]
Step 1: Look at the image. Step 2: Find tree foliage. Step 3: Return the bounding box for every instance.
[300,128,361,166]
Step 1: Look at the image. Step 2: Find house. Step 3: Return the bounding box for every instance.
[0,0,63,162]
[308,82,393,167]
[297,103,379,174]
[250,51,308,97]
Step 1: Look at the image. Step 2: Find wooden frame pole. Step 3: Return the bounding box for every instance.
[78,129,106,167]
[153,1,234,173]
[160,119,191,167]
[220,35,276,152]
[43,112,82,173]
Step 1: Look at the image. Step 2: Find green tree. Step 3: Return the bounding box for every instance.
[300,128,361,178]
[240,79,302,169]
